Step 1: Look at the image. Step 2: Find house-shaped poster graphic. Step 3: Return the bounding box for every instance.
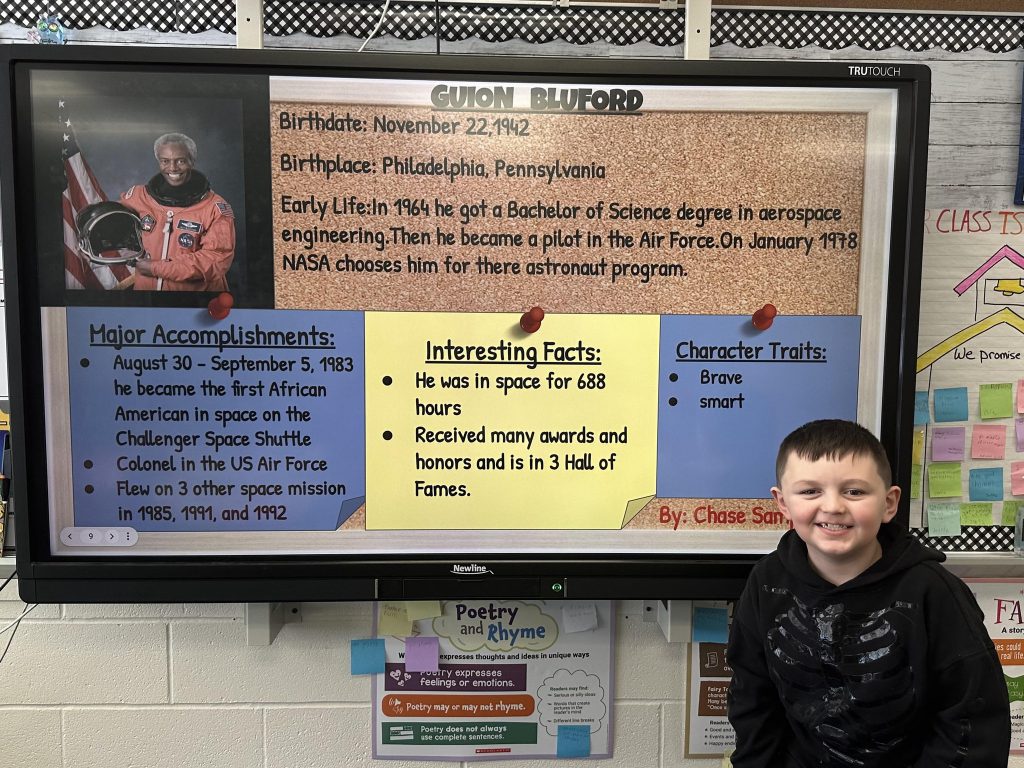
[917,307,1024,372]
[954,245,1024,296]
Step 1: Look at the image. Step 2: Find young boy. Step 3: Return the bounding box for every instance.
[727,419,1010,767]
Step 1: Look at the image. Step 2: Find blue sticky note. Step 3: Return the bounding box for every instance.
[914,391,930,425]
[692,606,729,643]
[557,725,591,758]
[404,636,439,672]
[933,387,969,422]
[350,638,386,675]
[969,467,1004,502]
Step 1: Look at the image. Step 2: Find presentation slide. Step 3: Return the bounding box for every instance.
[28,67,902,557]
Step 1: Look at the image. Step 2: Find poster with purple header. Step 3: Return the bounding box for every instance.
[373,599,613,760]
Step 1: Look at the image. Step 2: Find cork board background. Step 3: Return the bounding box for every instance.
[271,100,866,318]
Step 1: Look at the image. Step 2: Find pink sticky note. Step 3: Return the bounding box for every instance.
[1013,462,1024,496]
[972,424,1007,460]
[932,426,966,462]
[404,636,439,672]
[1019,380,1024,414]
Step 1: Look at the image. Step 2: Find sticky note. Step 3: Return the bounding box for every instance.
[928,462,962,498]
[562,601,598,633]
[910,464,922,499]
[980,383,1014,420]
[557,725,591,758]
[350,638,386,675]
[1017,418,1024,452]
[693,606,729,643]
[1018,380,1024,413]
[972,424,1007,459]
[928,503,961,537]
[1012,462,1024,496]
[378,602,413,636]
[912,429,925,465]
[932,426,965,461]
[1003,500,1022,526]
[933,387,968,422]
[404,601,443,621]
[969,467,1003,501]
[404,635,439,672]
[914,391,930,425]
[960,502,994,526]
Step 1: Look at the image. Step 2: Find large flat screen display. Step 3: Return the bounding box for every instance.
[1,47,929,602]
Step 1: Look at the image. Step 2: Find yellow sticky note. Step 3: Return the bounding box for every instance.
[364,312,659,530]
[405,601,443,621]
[980,383,1014,420]
[912,429,924,465]
[378,602,413,636]
[928,462,962,498]
[960,502,993,526]
[910,464,922,499]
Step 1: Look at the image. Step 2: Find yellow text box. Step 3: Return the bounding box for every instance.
[365,312,659,529]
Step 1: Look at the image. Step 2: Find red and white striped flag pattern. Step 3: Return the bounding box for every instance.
[60,100,132,289]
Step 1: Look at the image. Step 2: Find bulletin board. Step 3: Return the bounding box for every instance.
[1,49,930,601]
[911,209,1024,550]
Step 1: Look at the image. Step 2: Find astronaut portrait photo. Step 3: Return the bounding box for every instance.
[30,68,272,307]
[76,132,236,292]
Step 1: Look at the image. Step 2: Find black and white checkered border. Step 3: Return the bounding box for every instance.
[910,525,1013,552]
[713,9,1024,53]
[436,5,684,46]
[3,3,1023,52]
[0,1,235,33]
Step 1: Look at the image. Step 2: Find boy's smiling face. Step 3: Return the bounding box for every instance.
[772,450,900,585]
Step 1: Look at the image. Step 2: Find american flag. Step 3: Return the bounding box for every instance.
[60,100,133,289]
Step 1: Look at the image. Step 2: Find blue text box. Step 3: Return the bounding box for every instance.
[67,307,365,531]
[657,315,860,499]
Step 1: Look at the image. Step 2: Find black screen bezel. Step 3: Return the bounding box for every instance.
[1,47,930,603]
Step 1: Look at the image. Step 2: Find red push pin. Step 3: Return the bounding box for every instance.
[520,306,545,333]
[752,303,777,331]
[208,291,234,320]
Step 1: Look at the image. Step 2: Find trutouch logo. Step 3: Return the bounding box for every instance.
[450,563,494,576]
[848,65,901,77]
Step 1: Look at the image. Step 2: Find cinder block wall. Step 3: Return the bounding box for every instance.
[0,585,703,768]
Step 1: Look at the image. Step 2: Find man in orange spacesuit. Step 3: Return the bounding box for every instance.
[120,132,235,291]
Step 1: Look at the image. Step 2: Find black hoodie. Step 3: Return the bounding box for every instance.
[726,524,1010,767]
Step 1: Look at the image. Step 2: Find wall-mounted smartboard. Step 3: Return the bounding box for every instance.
[1,48,929,602]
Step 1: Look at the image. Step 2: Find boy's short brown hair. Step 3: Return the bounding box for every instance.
[775,419,892,487]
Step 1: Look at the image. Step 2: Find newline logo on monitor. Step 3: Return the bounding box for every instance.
[451,564,494,576]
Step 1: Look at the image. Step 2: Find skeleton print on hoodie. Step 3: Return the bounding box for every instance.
[726,524,1010,768]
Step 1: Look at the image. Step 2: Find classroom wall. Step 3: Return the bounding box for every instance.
[1,14,1023,768]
